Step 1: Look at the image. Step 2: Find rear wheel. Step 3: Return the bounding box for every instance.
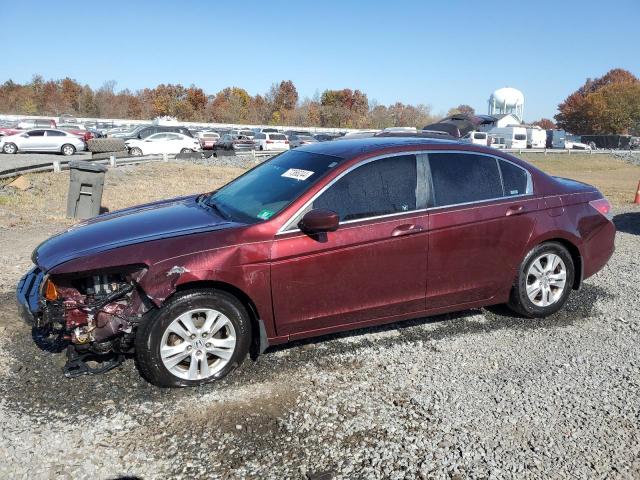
[61,144,76,156]
[508,242,574,318]
[3,142,17,154]
[180,148,193,153]
[135,289,252,388]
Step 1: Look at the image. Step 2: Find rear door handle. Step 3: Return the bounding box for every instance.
[391,224,424,237]
[505,205,524,216]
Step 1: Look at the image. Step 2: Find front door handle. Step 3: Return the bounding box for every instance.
[391,224,424,237]
[505,205,524,216]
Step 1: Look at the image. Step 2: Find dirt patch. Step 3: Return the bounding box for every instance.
[0,161,245,227]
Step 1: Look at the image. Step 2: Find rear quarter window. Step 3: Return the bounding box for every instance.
[499,160,529,196]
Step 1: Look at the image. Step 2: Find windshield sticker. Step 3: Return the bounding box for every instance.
[281,168,314,181]
[256,209,275,220]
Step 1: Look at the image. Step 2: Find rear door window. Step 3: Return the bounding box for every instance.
[428,153,503,206]
[312,155,418,222]
[46,130,66,136]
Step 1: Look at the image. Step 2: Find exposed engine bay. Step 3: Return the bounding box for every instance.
[37,267,152,377]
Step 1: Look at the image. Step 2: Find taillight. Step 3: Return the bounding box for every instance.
[589,198,613,220]
[266,140,273,144]
[285,140,289,144]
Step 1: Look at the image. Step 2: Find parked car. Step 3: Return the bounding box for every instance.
[230,129,255,139]
[253,132,290,151]
[58,124,95,142]
[288,133,319,148]
[1,128,85,155]
[125,132,201,156]
[252,127,280,134]
[313,133,340,142]
[17,118,57,129]
[216,134,255,151]
[196,131,221,150]
[121,125,193,141]
[17,138,615,387]
[460,130,489,146]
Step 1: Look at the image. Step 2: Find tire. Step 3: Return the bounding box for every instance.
[129,147,143,156]
[61,144,76,156]
[135,289,252,388]
[180,148,193,153]
[259,145,264,151]
[87,138,127,153]
[508,242,575,318]
[3,142,17,154]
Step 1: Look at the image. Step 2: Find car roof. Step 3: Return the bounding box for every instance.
[296,136,461,160]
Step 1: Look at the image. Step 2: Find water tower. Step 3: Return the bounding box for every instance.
[488,87,524,121]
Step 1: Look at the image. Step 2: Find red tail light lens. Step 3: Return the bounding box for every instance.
[589,198,613,220]
[285,140,289,144]
[266,140,273,144]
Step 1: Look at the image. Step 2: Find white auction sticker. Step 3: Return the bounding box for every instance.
[281,168,314,181]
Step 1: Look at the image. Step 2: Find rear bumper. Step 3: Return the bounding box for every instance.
[16,267,44,325]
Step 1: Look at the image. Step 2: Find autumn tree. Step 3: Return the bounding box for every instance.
[533,118,555,130]
[447,104,475,117]
[555,68,640,134]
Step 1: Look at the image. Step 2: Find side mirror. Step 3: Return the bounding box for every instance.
[298,209,339,234]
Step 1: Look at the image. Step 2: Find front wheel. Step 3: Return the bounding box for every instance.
[61,144,76,156]
[129,147,143,156]
[135,289,252,388]
[508,242,575,318]
[180,148,193,153]
[3,142,17,154]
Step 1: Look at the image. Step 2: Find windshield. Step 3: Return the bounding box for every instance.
[206,150,340,223]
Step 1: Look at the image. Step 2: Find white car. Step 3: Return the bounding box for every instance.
[125,132,201,156]
[253,132,290,151]
[0,129,86,156]
[461,130,489,146]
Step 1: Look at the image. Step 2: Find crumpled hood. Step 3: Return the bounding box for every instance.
[34,195,238,271]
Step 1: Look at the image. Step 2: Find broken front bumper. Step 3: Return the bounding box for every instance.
[16,267,44,325]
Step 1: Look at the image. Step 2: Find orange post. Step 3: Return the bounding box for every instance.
[635,180,640,205]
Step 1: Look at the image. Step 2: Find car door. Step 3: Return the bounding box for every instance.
[44,130,67,151]
[165,133,185,153]
[270,153,429,337]
[425,151,537,309]
[21,130,47,151]
[144,133,167,154]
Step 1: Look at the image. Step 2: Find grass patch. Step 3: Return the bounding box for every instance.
[514,153,640,205]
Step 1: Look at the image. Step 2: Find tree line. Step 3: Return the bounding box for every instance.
[1,69,636,134]
[0,76,440,129]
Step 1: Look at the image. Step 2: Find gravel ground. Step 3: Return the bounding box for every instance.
[0,205,638,479]
[0,152,91,171]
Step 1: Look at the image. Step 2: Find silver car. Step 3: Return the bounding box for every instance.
[0,129,86,156]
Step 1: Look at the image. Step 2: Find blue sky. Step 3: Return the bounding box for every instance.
[2,0,639,121]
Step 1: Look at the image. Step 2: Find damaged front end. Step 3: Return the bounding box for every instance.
[17,265,153,377]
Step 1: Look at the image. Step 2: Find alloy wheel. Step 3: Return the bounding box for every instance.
[526,253,567,307]
[160,308,237,381]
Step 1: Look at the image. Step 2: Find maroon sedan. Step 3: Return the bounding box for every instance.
[17,138,615,387]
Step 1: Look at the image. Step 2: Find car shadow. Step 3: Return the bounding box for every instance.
[267,283,610,357]
[614,212,640,235]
